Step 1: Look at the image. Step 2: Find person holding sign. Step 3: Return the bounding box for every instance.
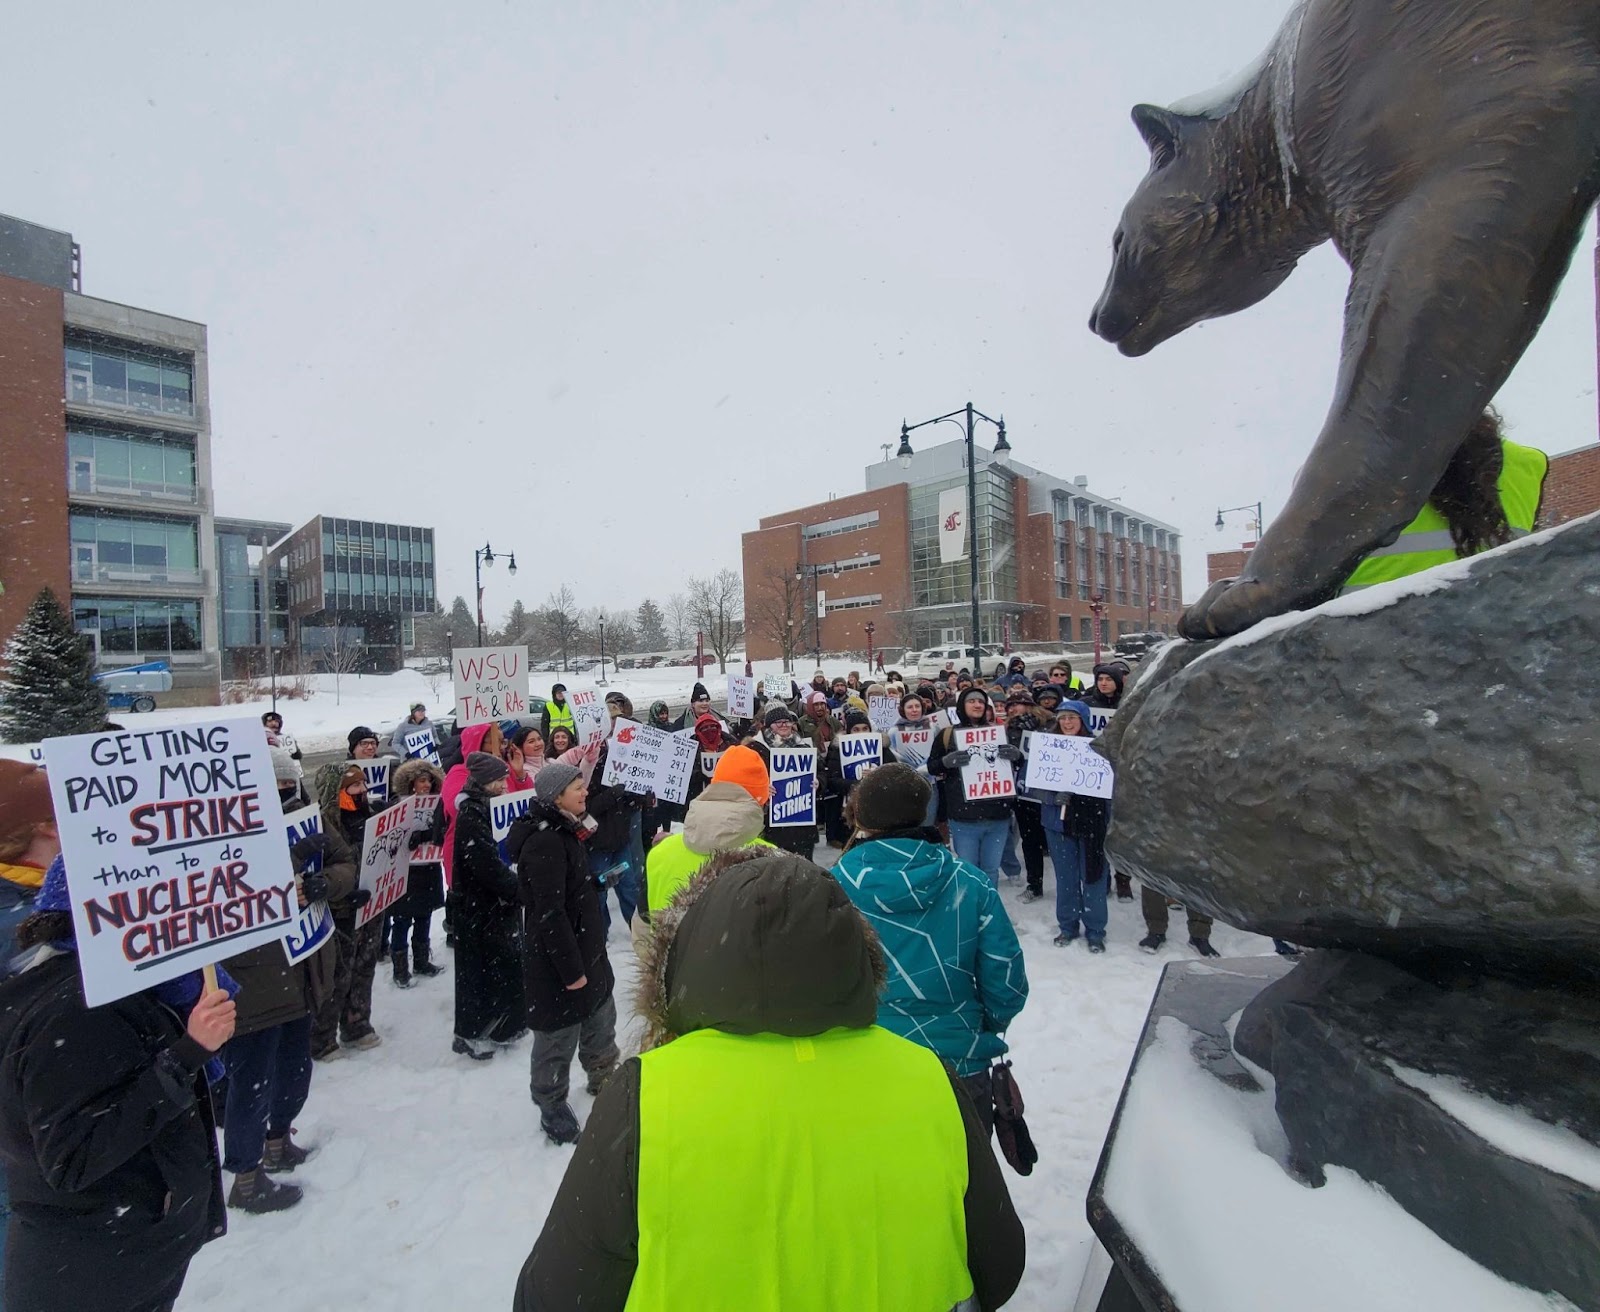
[1037,702,1113,954]
[450,754,529,1062]
[309,766,381,1062]
[823,711,886,844]
[0,858,234,1312]
[387,760,448,988]
[388,703,437,757]
[753,709,819,861]
[927,690,1020,886]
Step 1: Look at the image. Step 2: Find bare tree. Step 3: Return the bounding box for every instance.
[539,586,581,673]
[687,569,744,673]
[317,623,363,705]
[665,593,692,649]
[745,562,806,672]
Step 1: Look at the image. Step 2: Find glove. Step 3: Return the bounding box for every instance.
[289,833,328,868]
[940,750,971,769]
[347,889,373,909]
[300,871,331,903]
[407,830,431,851]
[996,744,1024,762]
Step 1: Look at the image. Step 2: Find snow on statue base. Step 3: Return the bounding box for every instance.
[1082,958,1589,1312]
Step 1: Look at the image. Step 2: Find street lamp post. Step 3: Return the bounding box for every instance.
[1088,592,1108,665]
[473,542,517,646]
[1216,501,1265,540]
[785,617,794,674]
[795,560,842,668]
[864,620,876,672]
[896,402,1010,666]
[598,618,607,686]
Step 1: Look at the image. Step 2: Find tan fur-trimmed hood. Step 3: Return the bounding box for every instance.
[637,848,886,1052]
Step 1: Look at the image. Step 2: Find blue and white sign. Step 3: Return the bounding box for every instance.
[490,792,532,862]
[347,758,393,804]
[838,734,882,783]
[281,804,334,965]
[403,727,440,767]
[1086,706,1116,737]
[769,747,817,828]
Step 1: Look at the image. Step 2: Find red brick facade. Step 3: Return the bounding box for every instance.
[1207,544,1254,585]
[1539,444,1600,529]
[0,272,70,640]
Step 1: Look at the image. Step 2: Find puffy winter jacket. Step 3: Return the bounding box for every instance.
[644,782,771,917]
[441,723,495,884]
[832,834,1028,1076]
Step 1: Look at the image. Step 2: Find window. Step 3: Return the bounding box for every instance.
[65,340,194,417]
[68,427,196,501]
[818,553,881,574]
[74,597,201,656]
[1080,617,1094,644]
[803,511,879,540]
[824,594,882,612]
[69,511,199,583]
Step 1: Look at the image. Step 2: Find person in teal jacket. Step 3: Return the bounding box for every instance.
[832,763,1028,1133]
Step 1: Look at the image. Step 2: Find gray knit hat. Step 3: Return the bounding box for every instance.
[534,760,583,805]
[853,763,933,834]
[466,751,509,787]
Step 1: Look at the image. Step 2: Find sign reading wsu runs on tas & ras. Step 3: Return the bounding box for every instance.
[453,646,529,726]
[43,719,298,1007]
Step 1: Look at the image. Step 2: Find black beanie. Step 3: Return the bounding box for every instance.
[843,710,872,732]
[690,682,710,702]
[763,703,797,728]
[898,689,926,718]
[854,763,933,833]
[466,752,508,787]
[347,726,379,754]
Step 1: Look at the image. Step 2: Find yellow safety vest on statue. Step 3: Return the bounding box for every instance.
[1342,440,1548,591]
[625,1026,973,1312]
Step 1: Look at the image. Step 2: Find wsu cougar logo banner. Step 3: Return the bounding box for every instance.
[938,487,967,564]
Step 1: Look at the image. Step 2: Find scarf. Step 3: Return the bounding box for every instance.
[0,860,46,891]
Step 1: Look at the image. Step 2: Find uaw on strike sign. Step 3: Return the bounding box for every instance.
[44,719,297,1007]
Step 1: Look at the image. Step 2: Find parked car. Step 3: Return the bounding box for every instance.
[901,644,1005,674]
[1113,631,1169,659]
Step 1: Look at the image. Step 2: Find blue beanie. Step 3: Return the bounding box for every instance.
[1056,700,1095,733]
[36,855,71,914]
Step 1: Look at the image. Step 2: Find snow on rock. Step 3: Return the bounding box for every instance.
[181,857,1276,1311]
[1387,1062,1600,1192]
[1102,1016,1577,1312]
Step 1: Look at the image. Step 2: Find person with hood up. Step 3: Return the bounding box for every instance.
[640,701,679,842]
[834,765,1029,1130]
[219,821,355,1213]
[1003,688,1050,903]
[441,722,505,884]
[507,762,618,1145]
[1084,663,1124,710]
[1038,702,1112,952]
[682,710,736,810]
[450,752,528,1061]
[995,655,1030,691]
[389,703,436,757]
[309,765,380,1061]
[541,684,577,741]
[0,859,235,1312]
[751,704,818,862]
[643,745,772,920]
[928,688,1020,886]
[388,759,449,987]
[513,849,1025,1311]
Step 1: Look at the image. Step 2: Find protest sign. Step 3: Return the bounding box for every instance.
[43,719,297,1007]
[0,742,44,766]
[768,748,817,827]
[1085,706,1116,737]
[603,720,697,803]
[1025,734,1115,799]
[699,749,725,781]
[402,726,440,766]
[281,804,333,966]
[955,725,1015,802]
[568,687,607,747]
[408,795,443,863]
[893,726,935,771]
[346,758,392,804]
[838,734,883,783]
[491,792,532,862]
[356,796,420,929]
[867,695,898,733]
[945,707,962,726]
[727,675,755,719]
[452,646,530,726]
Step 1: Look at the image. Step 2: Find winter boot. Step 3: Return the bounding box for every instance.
[262,1133,314,1174]
[346,1031,383,1051]
[452,1037,495,1062]
[1114,873,1135,902]
[412,943,445,978]
[1087,939,1107,954]
[392,948,413,989]
[1020,888,1042,904]
[1189,937,1221,959]
[228,1169,304,1213]
[540,1102,581,1146]
[1053,930,1079,947]
[1137,932,1166,954]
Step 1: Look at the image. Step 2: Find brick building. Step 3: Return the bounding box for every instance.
[741,440,1183,664]
[1538,443,1600,529]
[0,214,221,705]
[1206,542,1254,585]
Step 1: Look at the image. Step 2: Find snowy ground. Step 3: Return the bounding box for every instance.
[180,853,1278,1312]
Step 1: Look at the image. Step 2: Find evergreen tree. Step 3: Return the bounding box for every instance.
[636,598,668,652]
[499,600,532,646]
[0,588,108,741]
[447,595,477,649]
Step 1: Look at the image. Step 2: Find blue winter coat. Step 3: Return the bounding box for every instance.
[832,837,1028,1076]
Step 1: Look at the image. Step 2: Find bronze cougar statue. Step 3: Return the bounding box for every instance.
[1090,0,1600,639]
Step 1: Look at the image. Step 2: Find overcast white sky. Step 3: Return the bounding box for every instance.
[7,1,1595,618]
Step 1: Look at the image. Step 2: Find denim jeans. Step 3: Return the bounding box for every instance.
[388,908,433,956]
[1045,827,1109,942]
[948,818,1012,886]
[589,844,641,930]
[999,818,1022,879]
[223,1015,314,1173]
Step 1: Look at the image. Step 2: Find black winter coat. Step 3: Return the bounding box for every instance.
[452,787,521,928]
[928,721,1015,824]
[509,800,614,1033]
[586,745,648,852]
[0,952,225,1312]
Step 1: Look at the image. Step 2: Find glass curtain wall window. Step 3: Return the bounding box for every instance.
[67,428,196,500]
[70,512,199,582]
[65,344,193,417]
[73,598,201,656]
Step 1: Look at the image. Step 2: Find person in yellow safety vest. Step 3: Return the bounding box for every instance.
[539,684,577,741]
[1342,409,1549,592]
[514,849,1026,1312]
[641,744,773,921]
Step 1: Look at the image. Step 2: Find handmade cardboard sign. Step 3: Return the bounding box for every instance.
[727,675,755,719]
[567,687,608,747]
[867,696,898,733]
[453,647,530,726]
[356,796,420,929]
[1025,734,1114,799]
[44,720,297,1007]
